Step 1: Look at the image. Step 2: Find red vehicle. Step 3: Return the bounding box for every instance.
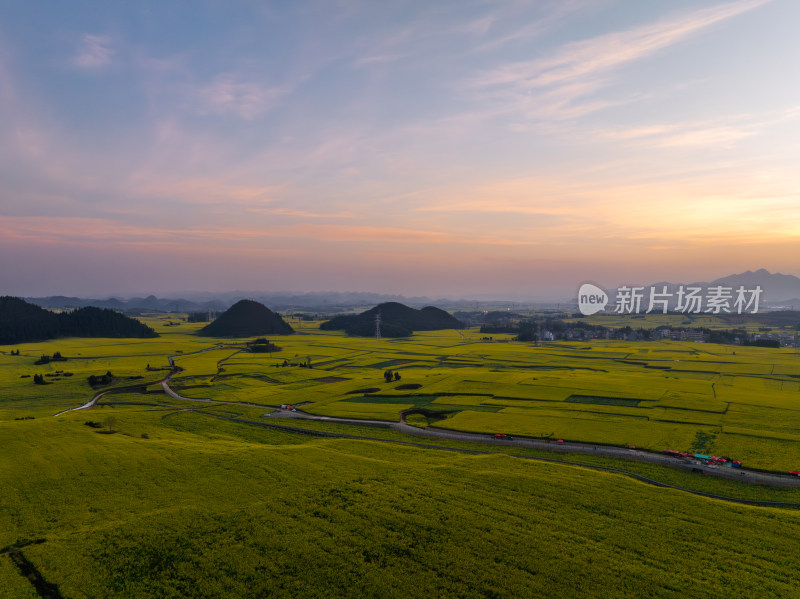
[556,439,564,443]
[493,433,513,440]
[790,471,800,477]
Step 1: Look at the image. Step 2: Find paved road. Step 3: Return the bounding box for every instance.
[54,345,224,416]
[54,370,177,417]
[268,409,800,489]
[54,341,800,490]
[207,410,800,508]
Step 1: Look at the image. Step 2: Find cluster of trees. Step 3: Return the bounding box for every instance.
[0,296,158,344]
[87,371,114,387]
[8,349,20,356]
[494,316,787,347]
[247,338,281,353]
[455,310,527,327]
[34,351,66,365]
[60,307,158,338]
[32,374,49,385]
[384,369,401,383]
[281,359,312,368]
[743,338,781,348]
[186,312,218,323]
[292,313,319,321]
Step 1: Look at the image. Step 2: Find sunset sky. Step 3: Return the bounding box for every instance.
[1,0,798,300]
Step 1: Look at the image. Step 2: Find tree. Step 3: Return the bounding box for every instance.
[394,372,401,381]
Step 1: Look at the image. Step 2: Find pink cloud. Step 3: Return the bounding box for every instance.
[132,177,285,206]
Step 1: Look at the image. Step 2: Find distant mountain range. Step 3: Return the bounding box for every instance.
[643,269,800,307]
[24,291,450,313]
[20,269,800,313]
[710,269,800,305]
[25,295,228,314]
[584,269,800,311]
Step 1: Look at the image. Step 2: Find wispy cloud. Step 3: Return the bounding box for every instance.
[274,224,540,247]
[0,216,542,250]
[596,105,800,148]
[72,34,115,68]
[132,176,285,206]
[599,121,754,149]
[247,208,355,219]
[353,52,410,66]
[470,0,772,121]
[0,215,300,247]
[194,74,291,119]
[471,0,588,54]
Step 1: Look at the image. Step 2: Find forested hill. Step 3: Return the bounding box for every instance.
[320,302,463,337]
[0,296,158,345]
[198,299,294,337]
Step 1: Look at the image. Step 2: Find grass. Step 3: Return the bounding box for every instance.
[4,315,800,595]
[3,404,800,598]
[4,321,800,470]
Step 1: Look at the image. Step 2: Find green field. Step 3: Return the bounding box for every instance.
[2,401,800,598]
[4,317,800,470]
[4,315,800,596]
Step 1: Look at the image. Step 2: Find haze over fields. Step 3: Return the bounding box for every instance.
[1,1,799,299]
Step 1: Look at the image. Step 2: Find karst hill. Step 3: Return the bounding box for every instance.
[198,299,294,337]
[320,302,462,337]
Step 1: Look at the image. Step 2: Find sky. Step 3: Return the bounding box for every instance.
[1,0,798,300]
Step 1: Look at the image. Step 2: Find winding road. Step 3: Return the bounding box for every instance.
[265,408,800,489]
[53,343,800,493]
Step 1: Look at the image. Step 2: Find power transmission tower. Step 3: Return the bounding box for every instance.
[375,313,381,339]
